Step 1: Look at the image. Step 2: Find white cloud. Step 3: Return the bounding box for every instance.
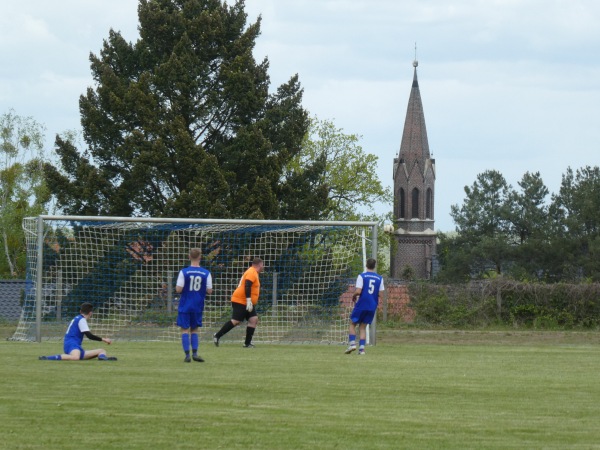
[2,0,600,231]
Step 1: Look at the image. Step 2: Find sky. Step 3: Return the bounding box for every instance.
[1,0,600,232]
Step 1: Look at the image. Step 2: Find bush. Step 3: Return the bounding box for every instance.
[404,280,600,330]
[408,283,497,327]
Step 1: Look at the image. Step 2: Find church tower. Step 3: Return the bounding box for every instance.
[391,60,436,279]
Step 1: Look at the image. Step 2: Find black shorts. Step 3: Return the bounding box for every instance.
[231,302,258,322]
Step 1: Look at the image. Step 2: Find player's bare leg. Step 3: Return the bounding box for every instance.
[83,348,106,359]
[359,323,367,341]
[61,349,83,361]
[39,349,83,361]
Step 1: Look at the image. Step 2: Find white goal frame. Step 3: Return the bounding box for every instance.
[16,215,378,345]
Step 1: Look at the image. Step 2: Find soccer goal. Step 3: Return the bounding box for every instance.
[13,216,378,344]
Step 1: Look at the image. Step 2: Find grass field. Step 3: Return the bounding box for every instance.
[2,330,600,449]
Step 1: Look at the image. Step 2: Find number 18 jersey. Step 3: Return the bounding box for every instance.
[177,266,212,313]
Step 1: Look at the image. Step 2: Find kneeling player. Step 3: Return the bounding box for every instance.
[39,302,116,361]
[346,258,384,355]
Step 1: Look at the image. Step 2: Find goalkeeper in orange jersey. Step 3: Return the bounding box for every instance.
[213,257,264,348]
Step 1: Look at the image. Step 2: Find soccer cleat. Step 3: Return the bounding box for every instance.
[243,343,255,348]
[184,355,191,363]
[345,345,356,354]
[358,350,366,355]
[213,333,220,347]
[192,355,205,362]
[38,356,48,360]
[100,356,118,361]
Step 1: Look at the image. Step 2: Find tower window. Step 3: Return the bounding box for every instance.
[412,188,419,218]
[426,188,432,219]
[399,188,405,218]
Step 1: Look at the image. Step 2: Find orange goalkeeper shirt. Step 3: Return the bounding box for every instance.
[231,266,261,305]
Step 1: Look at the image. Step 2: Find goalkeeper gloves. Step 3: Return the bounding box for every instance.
[246,298,253,312]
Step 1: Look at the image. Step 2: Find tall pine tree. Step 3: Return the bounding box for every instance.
[45,0,324,219]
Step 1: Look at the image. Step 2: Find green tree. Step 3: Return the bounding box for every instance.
[286,117,392,273]
[291,117,392,221]
[451,170,512,238]
[440,166,600,282]
[45,0,322,219]
[435,231,473,282]
[507,171,549,244]
[0,109,49,277]
[448,170,513,276]
[549,166,600,281]
[505,171,552,280]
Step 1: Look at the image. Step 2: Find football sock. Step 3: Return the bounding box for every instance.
[98,354,107,360]
[181,333,190,353]
[349,334,356,345]
[245,326,256,346]
[46,355,61,360]
[216,320,235,338]
[359,339,366,350]
[191,333,199,355]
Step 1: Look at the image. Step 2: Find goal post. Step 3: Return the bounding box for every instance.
[14,215,378,344]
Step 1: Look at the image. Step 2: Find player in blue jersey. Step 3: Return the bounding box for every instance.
[345,258,384,355]
[176,248,213,362]
[39,302,116,361]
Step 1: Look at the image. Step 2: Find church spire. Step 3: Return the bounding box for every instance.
[397,60,431,167]
[391,57,437,280]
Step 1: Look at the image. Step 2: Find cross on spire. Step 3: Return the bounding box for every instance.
[413,42,418,68]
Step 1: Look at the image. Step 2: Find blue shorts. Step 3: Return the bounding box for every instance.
[350,309,376,325]
[177,312,203,330]
[64,341,85,360]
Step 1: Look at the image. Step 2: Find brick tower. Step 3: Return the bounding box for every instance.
[391,60,436,279]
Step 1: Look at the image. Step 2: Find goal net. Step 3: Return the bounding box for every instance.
[13,216,377,344]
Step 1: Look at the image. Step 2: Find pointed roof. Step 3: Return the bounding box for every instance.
[397,61,431,167]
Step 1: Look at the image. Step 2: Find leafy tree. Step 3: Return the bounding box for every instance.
[0,109,49,277]
[290,117,392,221]
[45,0,322,219]
[287,117,392,273]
